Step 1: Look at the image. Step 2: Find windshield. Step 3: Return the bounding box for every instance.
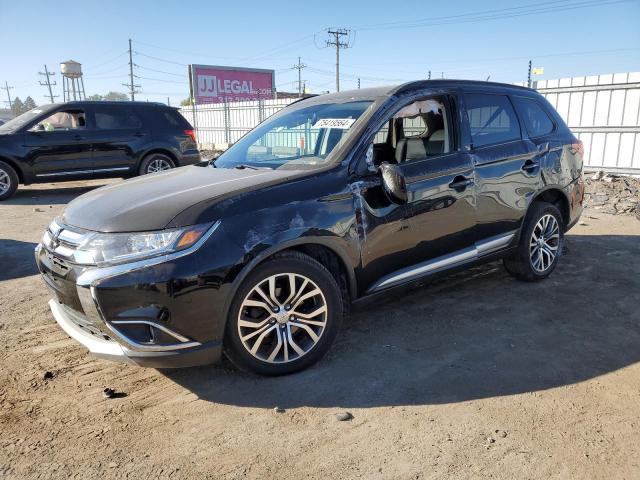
[214,100,373,170]
[0,105,57,133]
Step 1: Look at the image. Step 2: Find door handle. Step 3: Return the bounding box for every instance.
[449,176,474,191]
[522,159,540,172]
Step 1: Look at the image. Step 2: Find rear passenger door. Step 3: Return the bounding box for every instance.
[89,105,147,175]
[462,92,543,240]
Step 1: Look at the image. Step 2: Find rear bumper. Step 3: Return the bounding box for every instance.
[49,299,222,368]
[180,151,201,166]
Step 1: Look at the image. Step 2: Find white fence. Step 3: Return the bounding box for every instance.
[183,73,640,173]
[520,72,640,174]
[180,98,297,149]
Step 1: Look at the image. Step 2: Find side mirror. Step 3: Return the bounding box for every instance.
[379,162,408,204]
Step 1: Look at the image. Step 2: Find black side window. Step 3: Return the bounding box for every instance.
[160,109,189,129]
[94,107,142,130]
[465,93,521,147]
[512,96,554,138]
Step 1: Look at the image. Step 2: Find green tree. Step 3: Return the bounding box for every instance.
[11,97,24,117]
[180,98,194,106]
[103,91,128,101]
[87,94,103,101]
[23,96,37,111]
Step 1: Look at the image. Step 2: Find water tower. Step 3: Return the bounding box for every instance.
[60,60,86,101]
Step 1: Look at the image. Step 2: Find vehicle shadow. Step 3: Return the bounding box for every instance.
[6,182,113,206]
[164,233,640,408]
[0,239,39,281]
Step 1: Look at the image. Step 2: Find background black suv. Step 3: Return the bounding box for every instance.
[0,101,199,200]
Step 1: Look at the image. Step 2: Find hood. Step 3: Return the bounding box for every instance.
[62,165,298,232]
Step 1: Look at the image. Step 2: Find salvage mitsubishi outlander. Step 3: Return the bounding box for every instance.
[36,80,584,376]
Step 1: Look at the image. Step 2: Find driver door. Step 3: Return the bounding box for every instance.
[23,107,94,178]
[356,94,478,293]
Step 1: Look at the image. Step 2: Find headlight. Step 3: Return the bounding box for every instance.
[71,223,214,266]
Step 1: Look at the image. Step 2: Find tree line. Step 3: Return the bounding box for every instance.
[8,91,131,118]
[10,97,38,116]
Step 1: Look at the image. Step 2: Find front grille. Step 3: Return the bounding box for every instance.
[58,303,112,342]
[42,219,93,264]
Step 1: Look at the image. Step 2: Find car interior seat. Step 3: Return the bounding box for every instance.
[394,111,446,163]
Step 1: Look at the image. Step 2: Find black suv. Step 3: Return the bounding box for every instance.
[36,80,584,375]
[0,101,199,200]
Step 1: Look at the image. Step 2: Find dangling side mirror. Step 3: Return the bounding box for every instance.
[379,162,408,205]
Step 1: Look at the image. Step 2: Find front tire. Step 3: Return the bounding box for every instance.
[504,202,564,282]
[224,252,343,376]
[139,153,175,175]
[0,161,18,201]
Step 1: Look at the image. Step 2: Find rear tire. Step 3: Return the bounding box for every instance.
[139,153,175,175]
[504,202,564,282]
[0,161,18,201]
[224,252,343,376]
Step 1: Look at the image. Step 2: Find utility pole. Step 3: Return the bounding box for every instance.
[326,28,350,92]
[292,56,307,97]
[428,70,431,80]
[38,65,58,104]
[357,78,360,89]
[122,38,140,101]
[527,60,532,88]
[1,81,13,110]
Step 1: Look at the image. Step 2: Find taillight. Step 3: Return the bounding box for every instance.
[571,140,584,157]
[184,129,196,142]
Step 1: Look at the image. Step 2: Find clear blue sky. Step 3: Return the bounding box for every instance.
[1,0,639,107]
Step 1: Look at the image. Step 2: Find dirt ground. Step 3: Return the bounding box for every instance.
[1,180,639,480]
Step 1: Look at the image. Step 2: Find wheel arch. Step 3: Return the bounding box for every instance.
[221,237,358,330]
[517,186,570,242]
[137,148,180,172]
[531,186,570,225]
[0,156,24,183]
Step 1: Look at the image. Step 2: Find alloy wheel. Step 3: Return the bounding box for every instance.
[146,158,173,173]
[0,169,10,194]
[237,273,328,364]
[529,214,560,273]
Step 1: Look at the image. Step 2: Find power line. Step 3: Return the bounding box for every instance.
[1,81,13,109]
[292,57,307,97]
[325,28,351,92]
[350,0,632,31]
[136,64,185,77]
[38,65,58,104]
[136,76,188,84]
[83,51,128,73]
[135,51,189,67]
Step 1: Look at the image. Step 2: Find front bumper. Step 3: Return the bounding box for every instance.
[49,299,221,367]
[35,220,243,368]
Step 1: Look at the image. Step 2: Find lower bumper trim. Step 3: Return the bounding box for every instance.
[49,299,132,363]
[49,299,222,368]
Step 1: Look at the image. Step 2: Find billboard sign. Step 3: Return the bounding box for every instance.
[190,64,275,104]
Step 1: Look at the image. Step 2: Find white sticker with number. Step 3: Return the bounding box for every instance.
[312,118,356,129]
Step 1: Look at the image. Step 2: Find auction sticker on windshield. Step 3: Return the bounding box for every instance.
[313,118,356,129]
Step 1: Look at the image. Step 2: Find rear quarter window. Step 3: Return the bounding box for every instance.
[158,108,192,129]
[512,96,555,138]
[464,93,521,148]
[94,106,142,130]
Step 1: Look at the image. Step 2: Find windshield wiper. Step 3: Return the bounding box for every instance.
[234,164,273,170]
